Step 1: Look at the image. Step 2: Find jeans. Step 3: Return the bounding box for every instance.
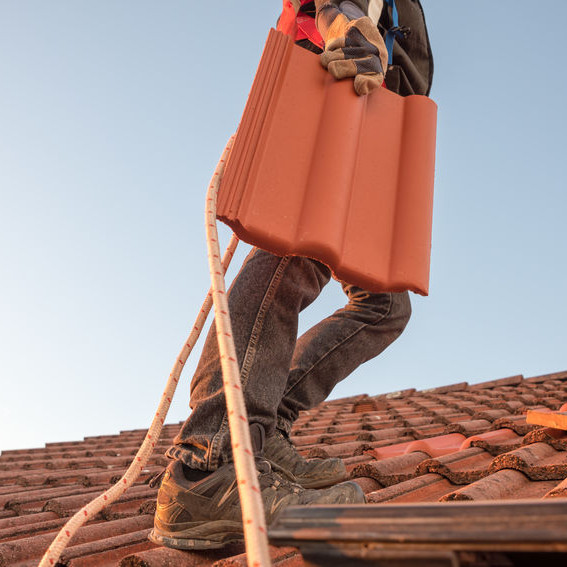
[166,248,412,471]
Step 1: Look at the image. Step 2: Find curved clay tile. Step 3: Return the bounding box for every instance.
[489,443,567,481]
[415,447,493,485]
[366,473,457,504]
[217,29,437,295]
[459,428,521,451]
[352,451,430,486]
[440,469,558,502]
[403,433,466,458]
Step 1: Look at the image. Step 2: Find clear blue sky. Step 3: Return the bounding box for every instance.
[1,2,566,451]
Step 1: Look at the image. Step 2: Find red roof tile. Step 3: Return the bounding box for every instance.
[367,473,459,503]
[441,469,559,502]
[352,451,430,486]
[415,447,494,484]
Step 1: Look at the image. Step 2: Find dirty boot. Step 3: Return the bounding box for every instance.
[149,456,364,550]
[263,429,347,488]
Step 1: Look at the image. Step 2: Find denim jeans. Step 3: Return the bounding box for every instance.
[166,248,411,471]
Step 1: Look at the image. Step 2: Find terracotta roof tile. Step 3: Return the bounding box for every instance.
[366,473,458,503]
[421,382,469,394]
[0,511,59,531]
[302,440,373,459]
[342,455,373,471]
[120,545,243,567]
[2,484,107,514]
[351,451,429,486]
[384,388,416,399]
[489,443,567,480]
[524,370,567,383]
[441,469,559,502]
[523,426,567,450]
[468,375,524,390]
[59,528,154,566]
[461,428,524,455]
[402,433,467,457]
[0,514,65,542]
[212,545,302,566]
[490,415,537,435]
[408,424,447,438]
[545,477,567,499]
[349,476,382,494]
[415,447,494,484]
[445,419,492,436]
[123,544,304,567]
[217,31,436,295]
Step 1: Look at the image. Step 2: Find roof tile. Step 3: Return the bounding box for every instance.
[524,370,567,383]
[60,528,154,566]
[445,419,492,436]
[120,545,242,567]
[462,429,524,456]
[415,447,493,484]
[0,515,65,542]
[523,427,567,451]
[212,545,302,566]
[489,443,567,480]
[441,469,559,502]
[351,451,429,486]
[366,473,458,503]
[402,433,467,457]
[491,415,537,436]
[469,375,524,390]
[545,478,567,499]
[349,476,383,494]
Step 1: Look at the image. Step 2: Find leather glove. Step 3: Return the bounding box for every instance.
[318,6,388,96]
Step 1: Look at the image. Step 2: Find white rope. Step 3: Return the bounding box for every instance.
[205,136,271,567]
[38,136,270,567]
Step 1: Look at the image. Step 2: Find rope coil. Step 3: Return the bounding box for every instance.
[38,137,271,567]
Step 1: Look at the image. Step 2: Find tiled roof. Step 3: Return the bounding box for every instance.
[1,370,567,566]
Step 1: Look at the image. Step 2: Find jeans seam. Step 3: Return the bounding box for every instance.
[207,254,291,468]
[283,293,394,399]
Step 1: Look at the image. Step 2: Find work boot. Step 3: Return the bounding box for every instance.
[149,457,364,550]
[264,429,347,488]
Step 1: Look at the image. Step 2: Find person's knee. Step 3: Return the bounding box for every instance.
[361,290,412,331]
[287,256,332,303]
[391,291,412,333]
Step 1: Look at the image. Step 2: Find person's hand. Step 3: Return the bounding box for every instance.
[319,11,388,96]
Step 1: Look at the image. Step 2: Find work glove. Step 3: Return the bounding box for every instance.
[318,6,388,96]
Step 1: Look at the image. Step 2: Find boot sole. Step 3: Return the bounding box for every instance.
[149,521,243,550]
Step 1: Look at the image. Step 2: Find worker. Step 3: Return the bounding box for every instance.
[149,0,433,550]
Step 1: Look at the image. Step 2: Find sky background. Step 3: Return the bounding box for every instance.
[1,1,566,452]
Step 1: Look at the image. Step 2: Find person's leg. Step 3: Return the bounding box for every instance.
[166,248,332,471]
[276,285,412,434]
